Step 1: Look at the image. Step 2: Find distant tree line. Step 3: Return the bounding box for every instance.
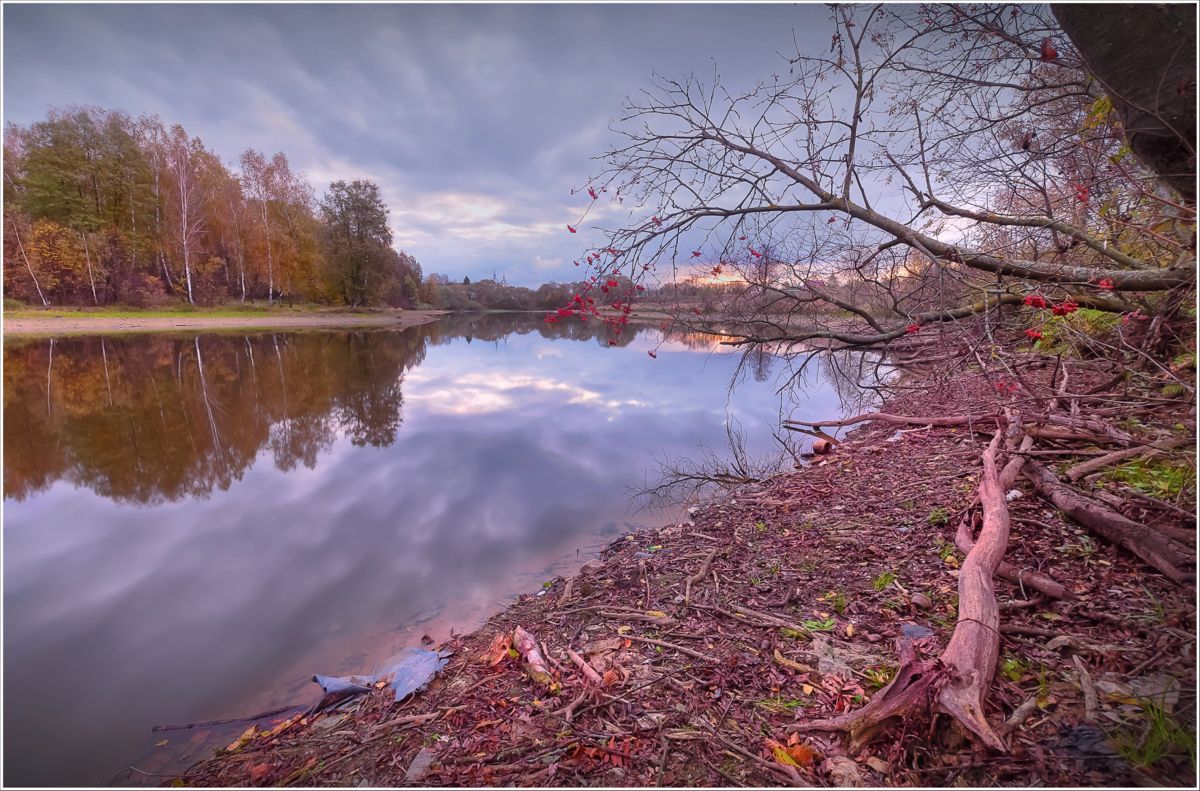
[3,106,429,307]
[2,105,740,313]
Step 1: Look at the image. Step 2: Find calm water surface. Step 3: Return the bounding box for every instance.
[3,314,854,786]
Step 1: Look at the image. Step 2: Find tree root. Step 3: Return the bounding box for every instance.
[793,422,1018,752]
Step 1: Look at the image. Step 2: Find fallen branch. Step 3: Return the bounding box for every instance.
[151,705,301,733]
[1023,461,1193,585]
[794,420,1018,751]
[784,411,996,430]
[1065,438,1188,482]
[684,549,718,604]
[624,634,713,662]
[567,649,604,687]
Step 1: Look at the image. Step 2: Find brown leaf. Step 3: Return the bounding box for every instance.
[483,633,513,666]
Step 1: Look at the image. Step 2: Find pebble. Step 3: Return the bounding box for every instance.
[911,592,934,609]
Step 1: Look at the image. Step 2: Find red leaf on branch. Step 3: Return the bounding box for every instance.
[567,225,577,233]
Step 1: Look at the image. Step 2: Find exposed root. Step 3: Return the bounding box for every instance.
[793,419,1019,752]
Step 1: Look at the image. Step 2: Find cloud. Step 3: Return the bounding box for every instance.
[3,2,835,285]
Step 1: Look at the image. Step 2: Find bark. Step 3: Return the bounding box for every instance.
[785,412,998,431]
[795,424,1018,751]
[8,214,48,306]
[1023,461,1193,584]
[1053,4,1197,201]
[1065,438,1189,482]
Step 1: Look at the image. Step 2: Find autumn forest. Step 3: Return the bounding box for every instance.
[3,106,430,308]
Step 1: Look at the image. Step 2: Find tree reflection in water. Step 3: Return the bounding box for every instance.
[3,315,680,505]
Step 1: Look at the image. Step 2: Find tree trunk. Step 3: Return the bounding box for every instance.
[1053,3,1197,201]
[260,198,274,305]
[80,231,99,305]
[9,215,48,306]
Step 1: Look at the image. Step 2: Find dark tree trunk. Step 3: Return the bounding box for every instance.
[1053,4,1196,202]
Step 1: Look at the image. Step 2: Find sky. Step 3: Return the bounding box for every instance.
[2,1,832,285]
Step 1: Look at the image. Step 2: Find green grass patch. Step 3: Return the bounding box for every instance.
[1107,457,1195,500]
[871,570,897,592]
[1110,700,1196,772]
[755,695,814,713]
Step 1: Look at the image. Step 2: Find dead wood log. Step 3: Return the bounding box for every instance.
[784,412,997,430]
[957,433,1072,600]
[958,512,1071,600]
[794,423,1017,751]
[1023,461,1194,585]
[1065,438,1188,482]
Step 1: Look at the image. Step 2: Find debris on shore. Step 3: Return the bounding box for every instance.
[175,353,1196,788]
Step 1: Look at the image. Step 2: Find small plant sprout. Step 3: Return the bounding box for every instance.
[872,570,898,592]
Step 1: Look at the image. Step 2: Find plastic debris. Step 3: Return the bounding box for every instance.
[311,646,452,712]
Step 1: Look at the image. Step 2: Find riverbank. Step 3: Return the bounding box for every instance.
[2,307,448,336]
[173,335,1195,787]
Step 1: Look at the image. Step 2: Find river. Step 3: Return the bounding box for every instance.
[2,313,861,786]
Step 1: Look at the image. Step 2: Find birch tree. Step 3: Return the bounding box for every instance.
[164,125,208,304]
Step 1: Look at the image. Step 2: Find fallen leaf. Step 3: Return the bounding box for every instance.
[766,738,807,768]
[864,756,890,774]
[825,755,864,786]
[224,725,259,753]
[249,763,270,782]
[155,739,169,747]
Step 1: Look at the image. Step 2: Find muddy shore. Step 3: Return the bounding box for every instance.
[167,347,1195,788]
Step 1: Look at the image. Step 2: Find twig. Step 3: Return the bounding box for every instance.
[999,695,1040,737]
[1073,655,1099,723]
[624,634,714,662]
[684,549,718,604]
[151,704,301,733]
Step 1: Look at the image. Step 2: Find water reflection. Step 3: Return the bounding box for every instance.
[3,315,849,786]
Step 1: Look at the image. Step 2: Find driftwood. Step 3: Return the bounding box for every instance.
[957,432,1072,600]
[957,512,1071,600]
[785,412,997,430]
[1065,437,1188,482]
[794,422,1018,751]
[1023,462,1194,585]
